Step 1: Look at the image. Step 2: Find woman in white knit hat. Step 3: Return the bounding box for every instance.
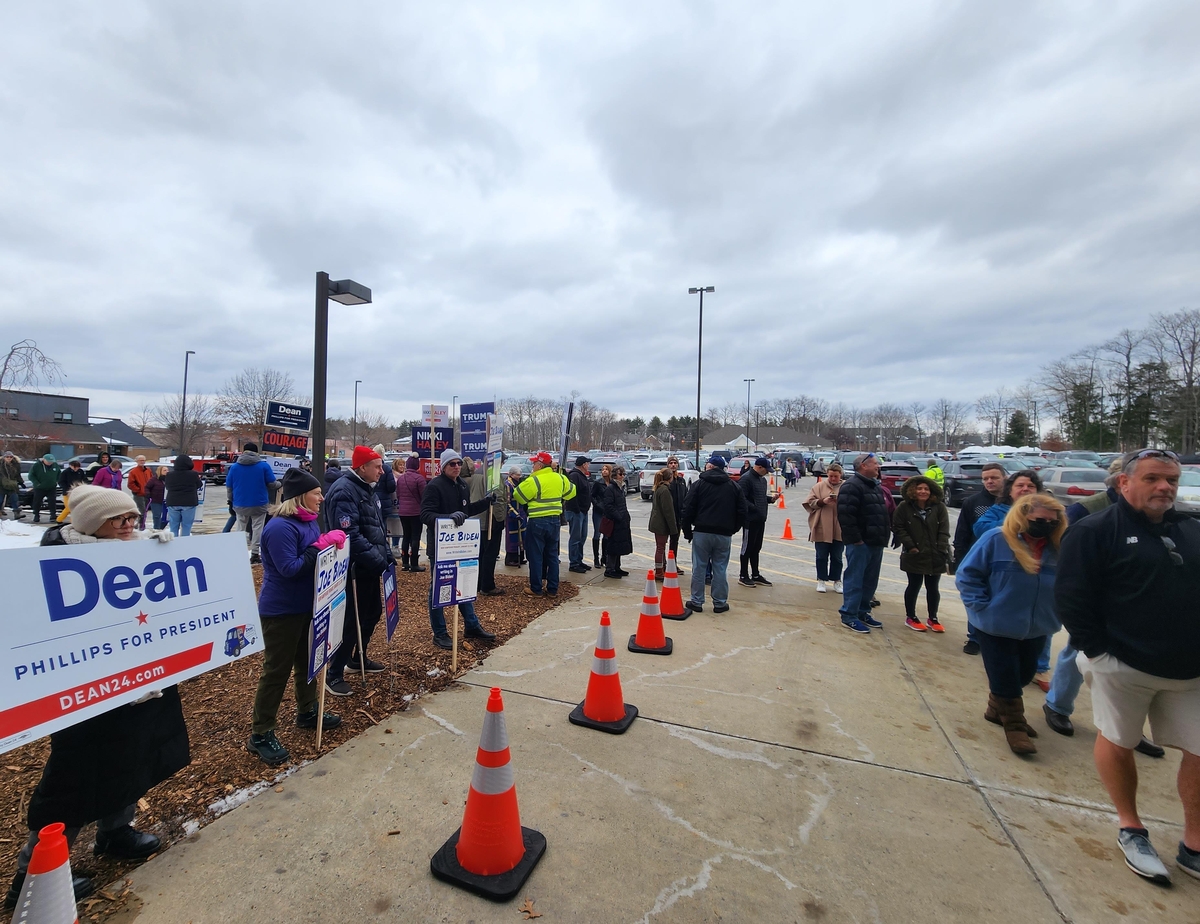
[5,486,188,910]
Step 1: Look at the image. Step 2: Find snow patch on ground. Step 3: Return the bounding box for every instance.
[0,521,46,550]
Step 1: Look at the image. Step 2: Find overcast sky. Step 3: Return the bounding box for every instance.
[3,1,1198,427]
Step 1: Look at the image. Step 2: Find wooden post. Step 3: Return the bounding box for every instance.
[315,664,328,750]
[350,573,366,682]
[450,603,459,673]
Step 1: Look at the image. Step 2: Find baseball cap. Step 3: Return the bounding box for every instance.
[574,456,591,467]
[530,451,554,466]
[753,457,770,469]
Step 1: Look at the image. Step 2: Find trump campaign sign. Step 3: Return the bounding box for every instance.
[0,533,261,755]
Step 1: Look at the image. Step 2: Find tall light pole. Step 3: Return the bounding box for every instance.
[452,394,458,451]
[352,379,362,446]
[688,286,715,466]
[179,350,195,455]
[743,378,755,452]
[313,273,372,481]
[754,404,762,450]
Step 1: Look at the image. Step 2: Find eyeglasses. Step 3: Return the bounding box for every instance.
[107,514,140,527]
[1161,536,1183,567]
[443,460,462,467]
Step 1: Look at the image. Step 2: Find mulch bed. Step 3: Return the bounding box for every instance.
[0,566,575,920]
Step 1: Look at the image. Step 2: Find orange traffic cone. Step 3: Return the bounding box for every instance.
[660,551,688,620]
[781,518,794,540]
[9,823,78,922]
[629,570,673,655]
[776,491,786,509]
[430,687,546,901]
[569,612,638,733]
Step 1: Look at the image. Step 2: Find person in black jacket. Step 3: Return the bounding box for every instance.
[322,458,343,493]
[163,455,202,537]
[322,446,394,695]
[1056,449,1200,884]
[565,457,593,573]
[665,457,688,573]
[681,456,747,614]
[590,465,612,569]
[836,453,889,634]
[738,458,772,587]
[952,462,1006,655]
[601,466,633,578]
[420,447,497,649]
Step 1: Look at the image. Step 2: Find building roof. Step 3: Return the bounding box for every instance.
[702,425,812,446]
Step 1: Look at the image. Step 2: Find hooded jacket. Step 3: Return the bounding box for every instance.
[420,471,492,558]
[258,512,323,616]
[836,472,889,546]
[395,457,427,517]
[226,450,276,508]
[28,460,61,491]
[58,465,88,495]
[891,476,951,575]
[681,468,747,538]
[163,455,201,506]
[565,467,592,515]
[739,467,769,524]
[955,528,1060,640]
[323,463,343,493]
[92,464,124,490]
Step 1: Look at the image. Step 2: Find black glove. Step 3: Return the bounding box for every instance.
[451,511,466,526]
[485,491,497,504]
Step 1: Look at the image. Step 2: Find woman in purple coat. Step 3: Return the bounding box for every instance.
[395,454,427,571]
[91,457,124,490]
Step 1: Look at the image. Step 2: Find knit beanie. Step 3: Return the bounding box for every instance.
[280,467,321,501]
[69,485,139,536]
[440,447,463,466]
[405,454,420,471]
[351,445,381,469]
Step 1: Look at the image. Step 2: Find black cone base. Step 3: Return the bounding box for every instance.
[430,826,547,902]
[628,634,673,656]
[661,608,690,621]
[568,701,638,733]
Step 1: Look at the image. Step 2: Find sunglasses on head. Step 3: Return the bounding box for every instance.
[1125,448,1179,471]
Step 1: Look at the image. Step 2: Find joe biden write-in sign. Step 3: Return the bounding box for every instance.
[0,533,261,755]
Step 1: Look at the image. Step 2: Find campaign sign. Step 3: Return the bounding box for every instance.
[262,429,310,454]
[194,481,206,524]
[432,559,479,606]
[422,404,450,427]
[460,401,494,463]
[0,534,261,755]
[265,401,312,432]
[486,451,504,493]
[268,457,300,478]
[435,517,482,562]
[487,413,504,453]
[308,542,349,681]
[411,426,454,479]
[383,562,400,641]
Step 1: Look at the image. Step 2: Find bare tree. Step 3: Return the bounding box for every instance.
[153,393,222,455]
[129,401,156,436]
[926,398,972,450]
[354,410,397,448]
[908,402,926,450]
[975,387,1011,445]
[0,339,63,390]
[1152,309,1200,454]
[217,367,299,428]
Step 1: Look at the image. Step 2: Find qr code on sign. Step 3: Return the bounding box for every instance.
[438,586,452,605]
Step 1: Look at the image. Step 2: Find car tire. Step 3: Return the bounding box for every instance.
[641,492,651,502]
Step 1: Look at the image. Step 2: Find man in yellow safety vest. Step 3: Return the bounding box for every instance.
[513,451,576,597]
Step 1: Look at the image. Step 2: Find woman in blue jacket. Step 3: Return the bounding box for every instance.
[247,468,347,765]
[955,494,1066,756]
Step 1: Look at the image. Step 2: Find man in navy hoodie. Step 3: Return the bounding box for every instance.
[227,442,277,563]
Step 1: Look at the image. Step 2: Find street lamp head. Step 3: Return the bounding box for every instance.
[186,350,196,356]
[687,286,715,294]
[329,279,372,305]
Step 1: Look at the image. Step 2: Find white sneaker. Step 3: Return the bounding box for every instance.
[816,581,827,593]
[834,581,843,594]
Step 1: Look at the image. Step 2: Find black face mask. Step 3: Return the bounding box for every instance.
[1025,519,1057,539]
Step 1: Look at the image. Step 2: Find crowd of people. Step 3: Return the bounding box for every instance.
[801,447,1199,884]
[3,440,1198,895]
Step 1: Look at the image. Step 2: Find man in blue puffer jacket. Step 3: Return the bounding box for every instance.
[226,442,277,563]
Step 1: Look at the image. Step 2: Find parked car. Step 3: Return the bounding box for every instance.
[1029,458,1102,472]
[1175,470,1200,517]
[1039,467,1111,502]
[942,458,1028,507]
[639,457,701,501]
[879,462,919,499]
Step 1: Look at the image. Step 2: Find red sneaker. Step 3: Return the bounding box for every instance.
[926,617,945,633]
[905,616,928,632]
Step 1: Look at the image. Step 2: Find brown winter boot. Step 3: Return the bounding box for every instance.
[998,696,1037,755]
[655,568,665,581]
[985,693,1037,736]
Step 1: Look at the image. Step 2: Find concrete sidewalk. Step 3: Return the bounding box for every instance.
[114,570,1192,923]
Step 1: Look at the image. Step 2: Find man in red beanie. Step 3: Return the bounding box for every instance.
[322,445,394,696]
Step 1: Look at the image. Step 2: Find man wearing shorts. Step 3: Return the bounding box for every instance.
[1057,448,1200,884]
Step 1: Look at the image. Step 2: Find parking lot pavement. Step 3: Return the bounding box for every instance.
[114,476,1195,923]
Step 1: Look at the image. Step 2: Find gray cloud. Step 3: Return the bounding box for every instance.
[2,0,1198,426]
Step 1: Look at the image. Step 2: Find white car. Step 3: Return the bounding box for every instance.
[1039,467,1110,502]
[1175,471,1200,517]
[639,458,701,501]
